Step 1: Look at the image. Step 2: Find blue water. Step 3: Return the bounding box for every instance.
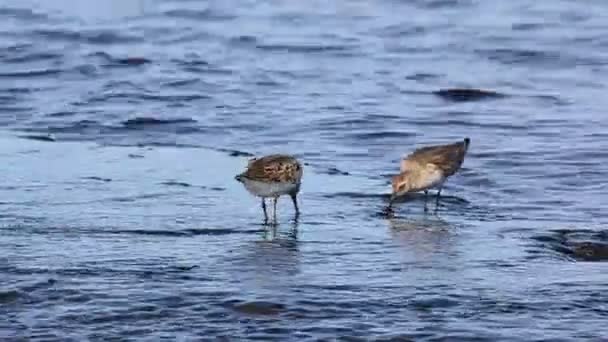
[1,0,607,340]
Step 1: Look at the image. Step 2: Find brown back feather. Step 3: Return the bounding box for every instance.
[242,154,302,183]
[406,139,469,176]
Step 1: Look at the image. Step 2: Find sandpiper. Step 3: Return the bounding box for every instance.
[235,154,303,223]
[387,137,470,212]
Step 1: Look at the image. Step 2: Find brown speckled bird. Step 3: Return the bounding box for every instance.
[387,138,470,211]
[235,154,303,222]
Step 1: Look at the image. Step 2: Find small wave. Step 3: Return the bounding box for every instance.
[256,43,354,54]
[33,29,143,45]
[88,52,151,66]
[107,192,178,203]
[423,0,472,9]
[20,119,103,134]
[406,73,440,81]
[112,229,189,237]
[122,117,197,128]
[45,111,76,117]
[433,88,505,102]
[0,7,48,21]
[3,52,62,64]
[323,192,388,200]
[347,131,416,140]
[511,23,545,31]
[0,106,34,114]
[0,69,62,78]
[114,57,152,66]
[412,119,526,130]
[162,79,200,88]
[229,300,286,316]
[230,35,257,45]
[18,134,56,142]
[163,9,235,21]
[476,48,563,67]
[82,176,112,182]
[111,228,259,237]
[323,167,350,176]
[172,58,233,75]
[161,181,191,188]
[88,92,209,104]
[214,148,254,157]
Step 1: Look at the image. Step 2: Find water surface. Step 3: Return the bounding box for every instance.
[1,0,607,340]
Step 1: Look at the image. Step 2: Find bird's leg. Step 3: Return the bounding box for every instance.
[261,198,268,224]
[424,190,429,212]
[435,187,442,207]
[290,193,300,217]
[272,197,278,223]
[383,194,395,217]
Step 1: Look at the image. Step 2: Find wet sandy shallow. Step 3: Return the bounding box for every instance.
[2,0,608,339]
[1,135,607,341]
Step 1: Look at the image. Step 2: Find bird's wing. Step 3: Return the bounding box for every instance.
[243,155,302,183]
[403,142,467,176]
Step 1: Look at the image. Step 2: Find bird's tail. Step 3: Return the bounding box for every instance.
[463,137,471,150]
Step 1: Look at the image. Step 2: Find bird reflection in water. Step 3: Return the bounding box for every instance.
[385,215,458,264]
[227,218,301,291]
[260,215,299,242]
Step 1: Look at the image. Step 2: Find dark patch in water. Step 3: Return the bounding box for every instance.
[128,154,144,159]
[161,181,191,188]
[325,167,350,176]
[0,290,20,304]
[122,117,197,128]
[406,73,440,81]
[348,131,416,140]
[224,149,254,157]
[163,9,236,21]
[45,111,76,118]
[530,229,608,262]
[34,29,143,45]
[115,57,151,66]
[208,187,226,192]
[569,242,608,262]
[18,134,56,142]
[82,176,112,182]
[0,7,48,21]
[3,52,62,64]
[113,229,189,237]
[231,300,285,316]
[433,88,505,102]
[112,228,260,237]
[0,69,62,78]
[256,43,353,54]
[324,192,389,200]
[170,265,200,272]
[230,35,257,46]
[88,52,151,67]
[184,228,255,236]
[478,48,560,66]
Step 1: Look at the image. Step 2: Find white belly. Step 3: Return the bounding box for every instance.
[242,179,299,198]
[412,169,445,192]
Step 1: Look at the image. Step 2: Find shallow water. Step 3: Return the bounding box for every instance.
[1,0,608,340]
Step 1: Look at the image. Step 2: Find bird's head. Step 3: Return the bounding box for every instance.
[390,172,412,201]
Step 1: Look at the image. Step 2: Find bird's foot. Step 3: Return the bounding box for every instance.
[381,205,395,218]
